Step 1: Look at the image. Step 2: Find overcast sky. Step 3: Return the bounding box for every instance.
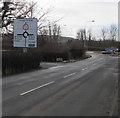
[23,0,118,39]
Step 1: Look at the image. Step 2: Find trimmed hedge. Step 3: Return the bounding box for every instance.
[2,51,41,75]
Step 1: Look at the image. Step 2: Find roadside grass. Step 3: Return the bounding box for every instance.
[110,52,120,56]
[94,51,102,54]
[94,51,120,56]
[82,54,92,59]
[115,52,120,55]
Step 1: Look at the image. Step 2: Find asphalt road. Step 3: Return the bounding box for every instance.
[2,52,118,116]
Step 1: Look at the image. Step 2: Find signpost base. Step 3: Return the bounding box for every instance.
[23,48,28,53]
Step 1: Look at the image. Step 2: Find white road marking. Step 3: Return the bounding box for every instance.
[99,58,103,60]
[82,68,88,71]
[20,81,55,96]
[64,72,76,78]
[49,66,63,70]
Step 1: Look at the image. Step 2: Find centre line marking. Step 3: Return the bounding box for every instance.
[64,72,76,78]
[82,68,88,71]
[20,81,55,96]
[49,66,63,70]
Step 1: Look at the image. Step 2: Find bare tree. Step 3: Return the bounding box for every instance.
[87,29,92,41]
[109,24,117,41]
[76,28,86,41]
[52,24,61,41]
[0,1,15,33]
[39,21,61,41]
[0,0,52,34]
[0,1,38,33]
[101,27,108,41]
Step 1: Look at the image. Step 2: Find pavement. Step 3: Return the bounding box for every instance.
[2,52,119,116]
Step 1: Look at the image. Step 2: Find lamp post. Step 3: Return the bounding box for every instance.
[84,20,95,50]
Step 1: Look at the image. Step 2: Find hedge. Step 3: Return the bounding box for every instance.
[2,51,41,76]
[69,49,85,59]
[41,51,69,62]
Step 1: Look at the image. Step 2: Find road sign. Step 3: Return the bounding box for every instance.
[23,23,29,30]
[13,18,37,48]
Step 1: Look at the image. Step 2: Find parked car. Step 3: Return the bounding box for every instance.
[102,49,115,54]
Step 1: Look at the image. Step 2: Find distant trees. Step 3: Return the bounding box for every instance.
[76,28,86,41]
[101,27,108,41]
[101,25,117,41]
[87,29,92,41]
[76,24,119,51]
[76,28,93,41]
[109,24,117,41]
[52,24,61,41]
[39,22,61,42]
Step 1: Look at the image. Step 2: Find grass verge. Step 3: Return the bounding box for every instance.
[93,51,102,54]
[82,54,92,59]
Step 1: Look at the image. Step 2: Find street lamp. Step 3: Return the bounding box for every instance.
[84,20,95,50]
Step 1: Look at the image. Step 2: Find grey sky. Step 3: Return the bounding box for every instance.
[17,0,119,39]
[50,0,118,39]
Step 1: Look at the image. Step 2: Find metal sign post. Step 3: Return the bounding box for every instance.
[13,18,37,52]
[23,48,27,53]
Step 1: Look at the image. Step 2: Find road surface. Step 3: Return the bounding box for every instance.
[2,52,118,116]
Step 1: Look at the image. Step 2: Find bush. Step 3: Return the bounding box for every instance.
[69,49,85,59]
[41,51,69,62]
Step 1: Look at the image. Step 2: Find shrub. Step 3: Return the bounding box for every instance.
[69,49,85,59]
[41,51,69,62]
